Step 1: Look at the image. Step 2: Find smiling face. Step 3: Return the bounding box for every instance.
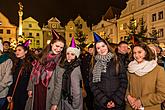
[66,51,76,62]
[51,40,64,55]
[15,46,27,59]
[96,41,109,56]
[133,46,146,63]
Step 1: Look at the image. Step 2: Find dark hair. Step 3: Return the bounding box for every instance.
[94,39,114,56]
[3,41,10,46]
[131,43,156,61]
[118,41,128,46]
[39,36,66,67]
[12,44,35,74]
[88,44,94,49]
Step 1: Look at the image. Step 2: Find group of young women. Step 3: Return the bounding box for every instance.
[0,30,165,110]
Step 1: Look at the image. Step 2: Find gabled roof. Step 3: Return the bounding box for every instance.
[48,17,61,23]
[103,6,122,20]
[23,17,38,23]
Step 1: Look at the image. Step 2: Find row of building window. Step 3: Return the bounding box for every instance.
[0,29,11,34]
[152,11,163,22]
[22,32,40,37]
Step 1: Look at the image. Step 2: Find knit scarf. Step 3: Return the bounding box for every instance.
[30,52,61,87]
[62,58,80,102]
[92,52,114,83]
[0,53,9,64]
[128,60,157,76]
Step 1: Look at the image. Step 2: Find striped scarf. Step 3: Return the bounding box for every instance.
[92,52,114,83]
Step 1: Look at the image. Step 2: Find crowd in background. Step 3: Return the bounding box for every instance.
[0,30,165,110]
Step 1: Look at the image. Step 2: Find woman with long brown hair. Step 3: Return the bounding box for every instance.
[90,32,128,110]
[7,40,35,110]
[26,30,66,110]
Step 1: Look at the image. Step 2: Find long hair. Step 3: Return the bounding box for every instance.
[91,39,121,75]
[12,44,35,73]
[130,43,156,61]
[39,37,66,67]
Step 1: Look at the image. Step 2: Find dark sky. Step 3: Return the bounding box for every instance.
[0,0,127,27]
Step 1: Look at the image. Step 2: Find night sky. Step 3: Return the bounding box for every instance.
[0,0,127,27]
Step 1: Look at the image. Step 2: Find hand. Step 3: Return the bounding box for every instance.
[127,95,136,107]
[28,91,32,98]
[51,105,57,110]
[132,99,142,110]
[107,101,115,108]
[7,96,12,102]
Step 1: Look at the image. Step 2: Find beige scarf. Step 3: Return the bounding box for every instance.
[128,60,157,76]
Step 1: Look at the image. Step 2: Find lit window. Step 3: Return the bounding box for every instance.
[120,24,123,30]
[29,24,32,28]
[152,13,156,22]
[7,30,11,34]
[158,11,163,20]
[36,33,39,36]
[29,33,32,36]
[0,29,3,34]
[36,40,40,45]
[158,28,164,37]
[141,0,144,5]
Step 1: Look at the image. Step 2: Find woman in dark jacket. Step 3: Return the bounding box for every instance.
[90,32,128,110]
[7,40,35,110]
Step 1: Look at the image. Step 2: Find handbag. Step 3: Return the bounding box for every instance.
[7,66,24,110]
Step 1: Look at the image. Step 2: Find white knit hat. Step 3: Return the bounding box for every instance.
[67,47,80,58]
[67,37,80,58]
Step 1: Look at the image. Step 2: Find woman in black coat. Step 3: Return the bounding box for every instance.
[90,33,128,110]
[7,42,35,110]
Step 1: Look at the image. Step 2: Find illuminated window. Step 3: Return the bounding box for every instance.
[120,24,123,30]
[152,13,156,22]
[0,29,3,34]
[141,0,144,5]
[7,30,11,34]
[29,24,32,28]
[158,11,163,20]
[158,28,164,37]
[36,33,39,36]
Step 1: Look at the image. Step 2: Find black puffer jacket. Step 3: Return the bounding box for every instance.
[90,57,128,110]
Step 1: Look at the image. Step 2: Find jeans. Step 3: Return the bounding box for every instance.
[0,97,6,109]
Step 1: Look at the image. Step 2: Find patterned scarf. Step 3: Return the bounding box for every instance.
[30,52,61,87]
[92,52,114,83]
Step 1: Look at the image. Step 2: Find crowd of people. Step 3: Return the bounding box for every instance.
[0,30,165,110]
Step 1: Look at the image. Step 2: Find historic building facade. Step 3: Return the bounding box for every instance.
[0,12,17,46]
[117,0,165,45]
[42,17,65,48]
[21,17,43,48]
[65,15,92,46]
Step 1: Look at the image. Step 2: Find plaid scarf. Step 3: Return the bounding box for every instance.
[92,52,114,83]
[30,53,61,87]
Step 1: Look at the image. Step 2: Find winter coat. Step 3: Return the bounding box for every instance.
[25,65,64,110]
[0,59,13,98]
[126,65,165,110]
[90,58,128,110]
[61,66,83,110]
